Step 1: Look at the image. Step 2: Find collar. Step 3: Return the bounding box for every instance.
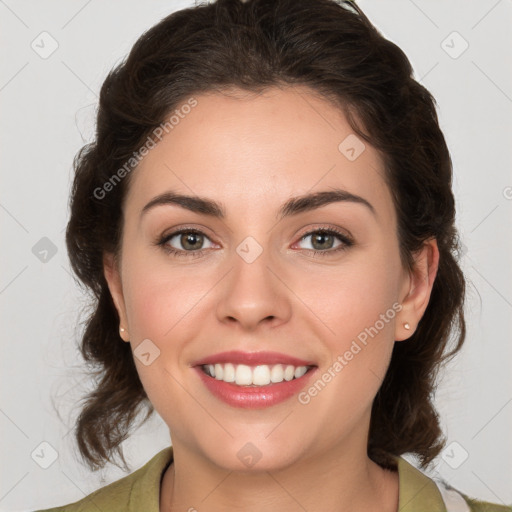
[395,455,447,512]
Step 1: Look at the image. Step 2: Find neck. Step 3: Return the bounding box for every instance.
[159,441,399,512]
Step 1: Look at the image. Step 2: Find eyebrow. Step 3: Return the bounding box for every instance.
[141,188,376,220]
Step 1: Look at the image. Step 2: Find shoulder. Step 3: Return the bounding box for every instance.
[396,456,512,512]
[33,446,174,512]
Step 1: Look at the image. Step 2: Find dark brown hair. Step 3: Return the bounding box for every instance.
[65,0,466,472]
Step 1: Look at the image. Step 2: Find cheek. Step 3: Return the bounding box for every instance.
[294,246,401,414]
[298,248,401,342]
[295,256,401,431]
[119,254,211,423]
[122,253,216,341]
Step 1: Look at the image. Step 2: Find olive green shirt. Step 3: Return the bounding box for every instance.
[34,446,511,512]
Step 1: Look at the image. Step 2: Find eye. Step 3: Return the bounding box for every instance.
[156,226,354,259]
[294,228,353,256]
[157,228,214,257]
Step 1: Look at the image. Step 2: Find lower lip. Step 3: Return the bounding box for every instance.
[195,366,317,409]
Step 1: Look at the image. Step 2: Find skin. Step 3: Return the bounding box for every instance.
[104,85,439,512]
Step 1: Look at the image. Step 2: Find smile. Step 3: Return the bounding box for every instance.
[201,363,313,386]
[192,350,318,408]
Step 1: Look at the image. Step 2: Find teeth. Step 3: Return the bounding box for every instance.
[253,365,271,386]
[270,364,284,383]
[202,363,310,386]
[284,365,295,381]
[294,366,307,378]
[235,364,253,385]
[214,363,223,380]
[223,363,235,382]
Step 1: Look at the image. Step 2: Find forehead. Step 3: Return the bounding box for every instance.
[126,85,395,224]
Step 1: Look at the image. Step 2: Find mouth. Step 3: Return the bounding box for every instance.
[192,351,318,409]
[200,362,315,387]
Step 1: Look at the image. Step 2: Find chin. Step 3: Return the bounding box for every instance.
[200,438,303,473]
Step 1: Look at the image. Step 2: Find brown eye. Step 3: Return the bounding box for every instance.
[297,229,351,253]
[310,232,336,250]
[179,232,205,250]
[160,229,214,254]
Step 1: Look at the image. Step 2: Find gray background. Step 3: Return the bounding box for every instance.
[1,0,511,510]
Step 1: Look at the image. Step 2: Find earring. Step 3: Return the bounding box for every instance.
[403,322,411,330]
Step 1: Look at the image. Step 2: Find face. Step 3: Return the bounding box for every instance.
[104,85,438,471]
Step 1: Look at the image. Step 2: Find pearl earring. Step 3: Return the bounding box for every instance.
[404,322,411,330]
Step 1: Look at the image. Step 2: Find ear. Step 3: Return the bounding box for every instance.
[103,252,130,342]
[395,238,439,341]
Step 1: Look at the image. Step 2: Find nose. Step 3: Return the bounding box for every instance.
[215,245,292,331]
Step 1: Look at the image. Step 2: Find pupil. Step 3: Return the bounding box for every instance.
[313,232,333,250]
[182,233,202,250]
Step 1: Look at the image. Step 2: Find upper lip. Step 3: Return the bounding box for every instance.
[192,350,316,367]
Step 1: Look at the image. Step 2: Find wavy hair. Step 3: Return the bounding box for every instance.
[65,0,466,471]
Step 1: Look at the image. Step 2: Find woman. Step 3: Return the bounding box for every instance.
[35,0,510,510]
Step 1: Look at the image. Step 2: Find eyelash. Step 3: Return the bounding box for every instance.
[156,226,354,259]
